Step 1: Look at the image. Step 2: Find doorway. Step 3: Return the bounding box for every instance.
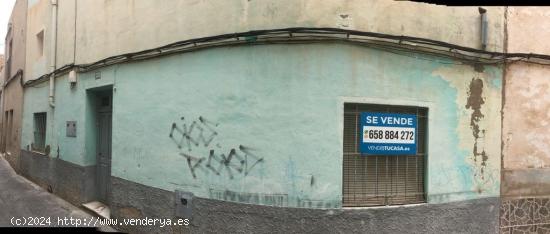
[83,87,113,218]
[96,91,112,203]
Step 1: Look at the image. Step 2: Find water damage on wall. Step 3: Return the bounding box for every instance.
[169,116,264,179]
[432,65,501,198]
[465,77,489,181]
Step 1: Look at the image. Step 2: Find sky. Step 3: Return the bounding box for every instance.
[0,0,16,53]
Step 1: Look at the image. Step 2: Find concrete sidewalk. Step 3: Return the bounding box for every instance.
[0,155,115,231]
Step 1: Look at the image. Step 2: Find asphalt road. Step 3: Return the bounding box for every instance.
[0,156,115,231]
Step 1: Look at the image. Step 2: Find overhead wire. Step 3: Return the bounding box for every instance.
[23,27,550,87]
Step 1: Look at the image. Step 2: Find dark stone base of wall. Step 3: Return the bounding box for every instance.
[3,150,21,174]
[500,197,550,233]
[500,168,550,233]
[19,150,96,206]
[110,176,500,234]
[110,177,188,234]
[15,151,502,233]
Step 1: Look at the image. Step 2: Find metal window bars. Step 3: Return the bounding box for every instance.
[343,103,427,207]
[33,112,47,152]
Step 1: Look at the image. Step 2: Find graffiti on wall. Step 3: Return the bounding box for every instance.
[208,188,340,208]
[209,189,288,207]
[169,116,219,151]
[169,116,264,179]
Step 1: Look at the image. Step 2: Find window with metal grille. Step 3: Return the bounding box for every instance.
[6,39,12,78]
[33,112,47,152]
[8,110,13,150]
[2,110,12,152]
[342,103,427,207]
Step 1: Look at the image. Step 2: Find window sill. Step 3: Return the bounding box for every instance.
[30,150,47,156]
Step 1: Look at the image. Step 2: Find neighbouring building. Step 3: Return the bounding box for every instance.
[0,54,4,75]
[0,54,4,131]
[500,7,550,233]
[1,0,27,173]
[6,1,550,233]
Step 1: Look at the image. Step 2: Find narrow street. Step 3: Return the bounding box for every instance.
[0,156,113,231]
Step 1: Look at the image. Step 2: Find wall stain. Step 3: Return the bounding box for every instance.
[208,188,339,208]
[431,166,499,197]
[465,78,488,176]
[209,189,288,207]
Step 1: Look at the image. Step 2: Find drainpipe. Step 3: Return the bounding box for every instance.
[479,7,488,50]
[49,0,58,108]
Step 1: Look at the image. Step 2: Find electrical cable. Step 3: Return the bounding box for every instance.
[23,27,550,87]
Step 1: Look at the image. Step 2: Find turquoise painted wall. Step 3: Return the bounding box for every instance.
[21,43,502,208]
[21,67,116,166]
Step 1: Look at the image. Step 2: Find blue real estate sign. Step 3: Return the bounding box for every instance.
[359,112,417,155]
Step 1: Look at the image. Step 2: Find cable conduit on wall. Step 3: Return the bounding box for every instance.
[23,27,550,87]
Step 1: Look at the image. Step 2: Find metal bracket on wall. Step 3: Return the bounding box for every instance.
[175,190,193,219]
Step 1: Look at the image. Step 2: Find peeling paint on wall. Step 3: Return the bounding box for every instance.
[432,65,501,201]
[465,78,489,176]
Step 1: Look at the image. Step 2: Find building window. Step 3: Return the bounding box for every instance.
[8,110,13,149]
[6,39,12,78]
[2,110,13,152]
[36,30,44,59]
[32,112,47,152]
[342,103,427,207]
[2,111,7,152]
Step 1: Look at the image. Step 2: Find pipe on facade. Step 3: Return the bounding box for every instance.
[479,7,488,50]
[49,0,58,108]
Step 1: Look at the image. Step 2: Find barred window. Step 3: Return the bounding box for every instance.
[3,110,13,152]
[342,103,427,207]
[33,112,47,153]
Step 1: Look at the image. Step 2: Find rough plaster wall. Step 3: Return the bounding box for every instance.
[55,0,76,68]
[20,69,115,167]
[24,0,50,81]
[5,0,28,77]
[20,150,97,205]
[110,176,500,234]
[190,197,499,234]
[21,43,502,207]
[2,0,28,172]
[111,44,500,206]
[431,65,502,201]
[503,63,550,170]
[500,8,550,199]
[503,8,550,171]
[507,8,550,55]
[20,80,50,152]
[2,80,24,171]
[67,0,505,65]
